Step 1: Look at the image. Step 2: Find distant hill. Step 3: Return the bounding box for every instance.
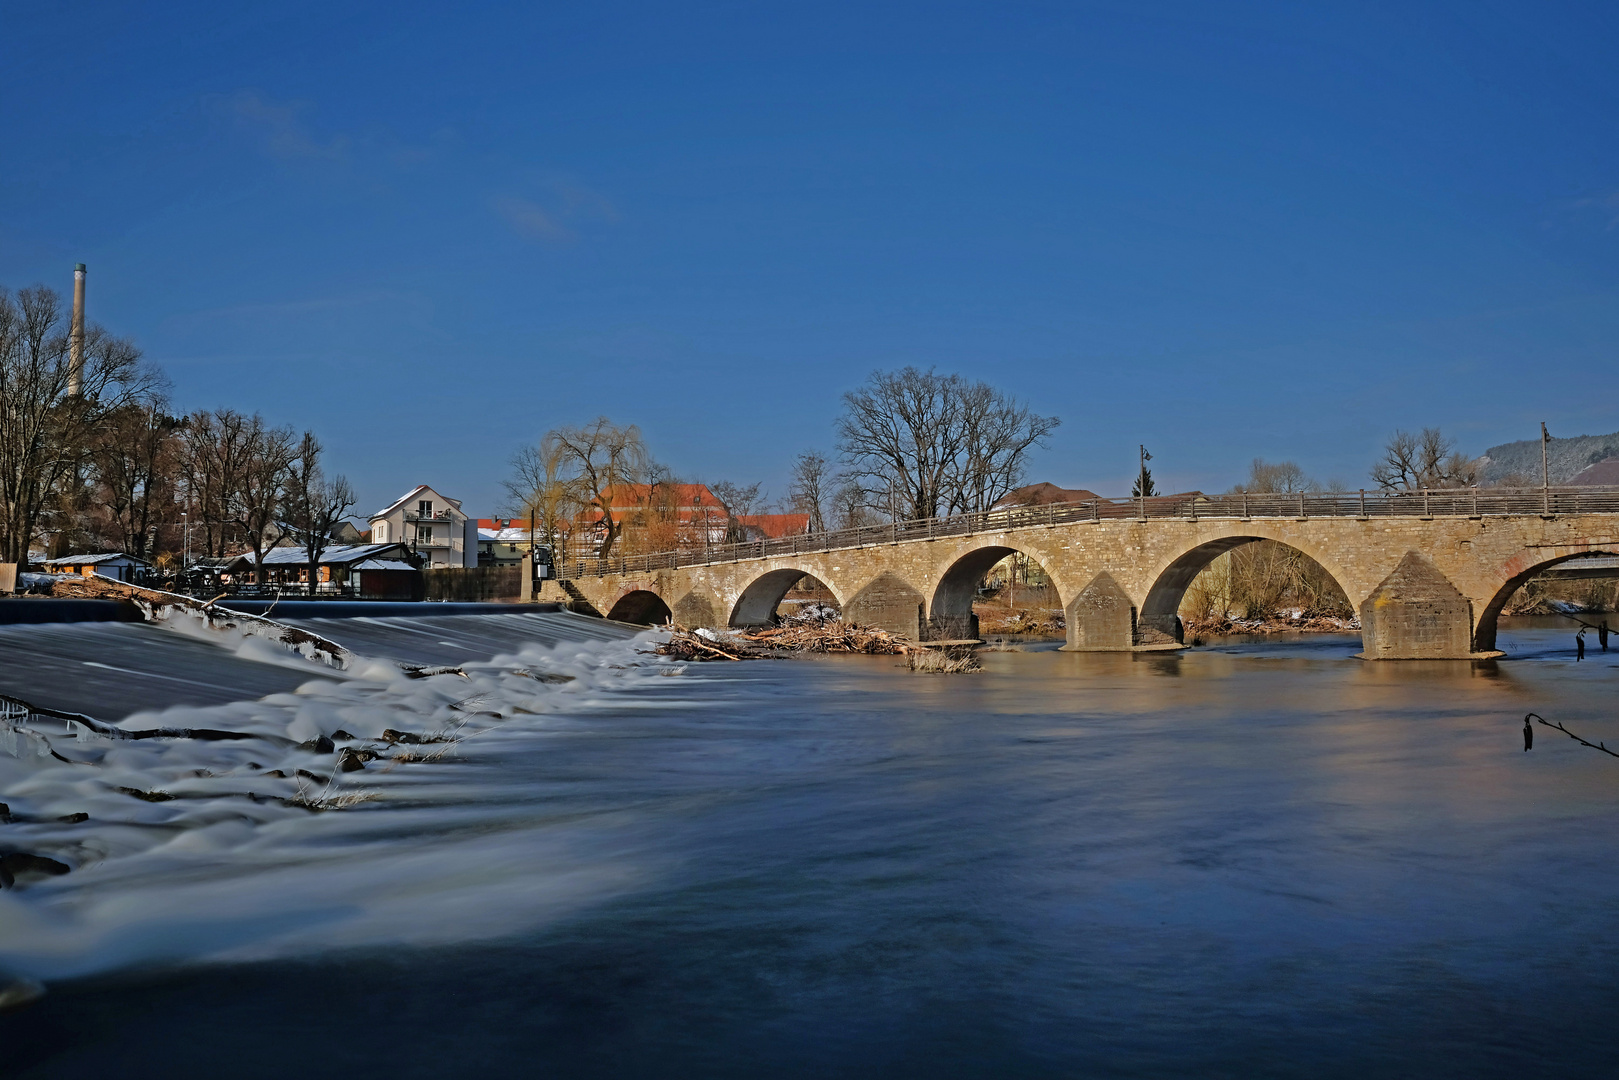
[1477,431,1619,485]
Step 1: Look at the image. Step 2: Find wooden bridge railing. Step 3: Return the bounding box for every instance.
[559,486,1619,580]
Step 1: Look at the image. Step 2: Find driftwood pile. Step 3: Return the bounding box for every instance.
[977,609,1065,636]
[655,623,916,661]
[1182,612,1361,637]
[743,624,916,654]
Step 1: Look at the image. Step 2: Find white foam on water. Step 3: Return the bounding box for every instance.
[0,620,705,981]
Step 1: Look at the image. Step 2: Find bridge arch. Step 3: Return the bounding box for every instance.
[1474,545,1619,652]
[606,589,674,626]
[1140,535,1357,645]
[729,569,844,628]
[930,545,1063,640]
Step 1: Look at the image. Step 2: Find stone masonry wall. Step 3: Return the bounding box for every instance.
[557,513,1619,658]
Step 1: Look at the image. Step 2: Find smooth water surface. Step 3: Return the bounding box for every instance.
[3,618,1618,1077]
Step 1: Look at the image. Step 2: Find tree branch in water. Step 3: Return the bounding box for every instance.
[1526,713,1619,759]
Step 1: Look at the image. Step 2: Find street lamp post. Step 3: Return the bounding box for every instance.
[1541,422,1552,514]
[1138,444,1152,518]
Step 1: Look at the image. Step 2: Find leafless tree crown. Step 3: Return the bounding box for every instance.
[787,450,832,533]
[278,431,357,594]
[710,480,765,543]
[1235,459,1314,494]
[0,284,155,563]
[504,438,583,557]
[835,367,1059,520]
[1371,428,1479,491]
[514,418,649,559]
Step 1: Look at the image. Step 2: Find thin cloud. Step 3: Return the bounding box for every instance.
[207,90,350,161]
[491,195,574,243]
[491,177,619,245]
[1563,189,1619,231]
[546,178,620,223]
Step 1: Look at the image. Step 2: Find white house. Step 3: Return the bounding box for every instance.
[368,485,477,569]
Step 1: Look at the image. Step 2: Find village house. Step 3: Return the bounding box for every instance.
[38,552,151,583]
[367,484,478,569]
[476,519,553,573]
[220,542,423,600]
[990,482,1103,509]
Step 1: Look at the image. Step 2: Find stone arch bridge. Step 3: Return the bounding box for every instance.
[550,489,1619,659]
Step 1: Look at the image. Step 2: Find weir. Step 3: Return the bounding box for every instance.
[0,602,638,719]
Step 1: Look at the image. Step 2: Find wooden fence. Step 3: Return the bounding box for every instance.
[423,566,522,602]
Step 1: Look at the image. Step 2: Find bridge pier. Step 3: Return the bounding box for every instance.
[1061,571,1176,652]
[1356,551,1496,660]
[841,571,925,640]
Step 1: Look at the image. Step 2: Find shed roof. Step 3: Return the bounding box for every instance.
[352,559,418,571]
[238,543,412,568]
[41,552,151,567]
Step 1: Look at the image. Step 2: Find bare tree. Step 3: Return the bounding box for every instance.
[540,418,649,559]
[837,367,1058,520]
[227,415,296,582]
[831,479,880,530]
[628,470,688,556]
[92,396,183,560]
[181,409,264,558]
[944,381,1062,514]
[838,367,965,520]
[787,450,832,533]
[504,438,581,561]
[0,284,153,565]
[1371,428,1478,491]
[711,480,765,543]
[278,431,356,595]
[1236,459,1314,494]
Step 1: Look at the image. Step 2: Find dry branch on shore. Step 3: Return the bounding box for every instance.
[654,623,964,664]
[741,623,917,655]
[1182,612,1360,637]
[654,623,917,661]
[42,575,353,668]
[906,649,982,673]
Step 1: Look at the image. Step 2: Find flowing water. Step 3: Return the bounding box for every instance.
[2,612,1617,1078]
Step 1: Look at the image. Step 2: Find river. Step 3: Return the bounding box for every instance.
[2,613,1617,1077]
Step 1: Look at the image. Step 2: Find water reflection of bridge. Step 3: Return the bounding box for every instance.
[551,489,1619,659]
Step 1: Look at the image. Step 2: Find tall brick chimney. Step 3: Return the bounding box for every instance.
[67,263,86,397]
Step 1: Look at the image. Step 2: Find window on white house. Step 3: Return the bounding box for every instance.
[417,525,434,544]
[419,500,433,516]
[375,522,387,542]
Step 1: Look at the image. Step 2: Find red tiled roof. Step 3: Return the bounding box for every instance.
[600,483,727,510]
[737,513,810,539]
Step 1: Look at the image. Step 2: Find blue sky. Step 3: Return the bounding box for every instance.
[4,1,1618,517]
